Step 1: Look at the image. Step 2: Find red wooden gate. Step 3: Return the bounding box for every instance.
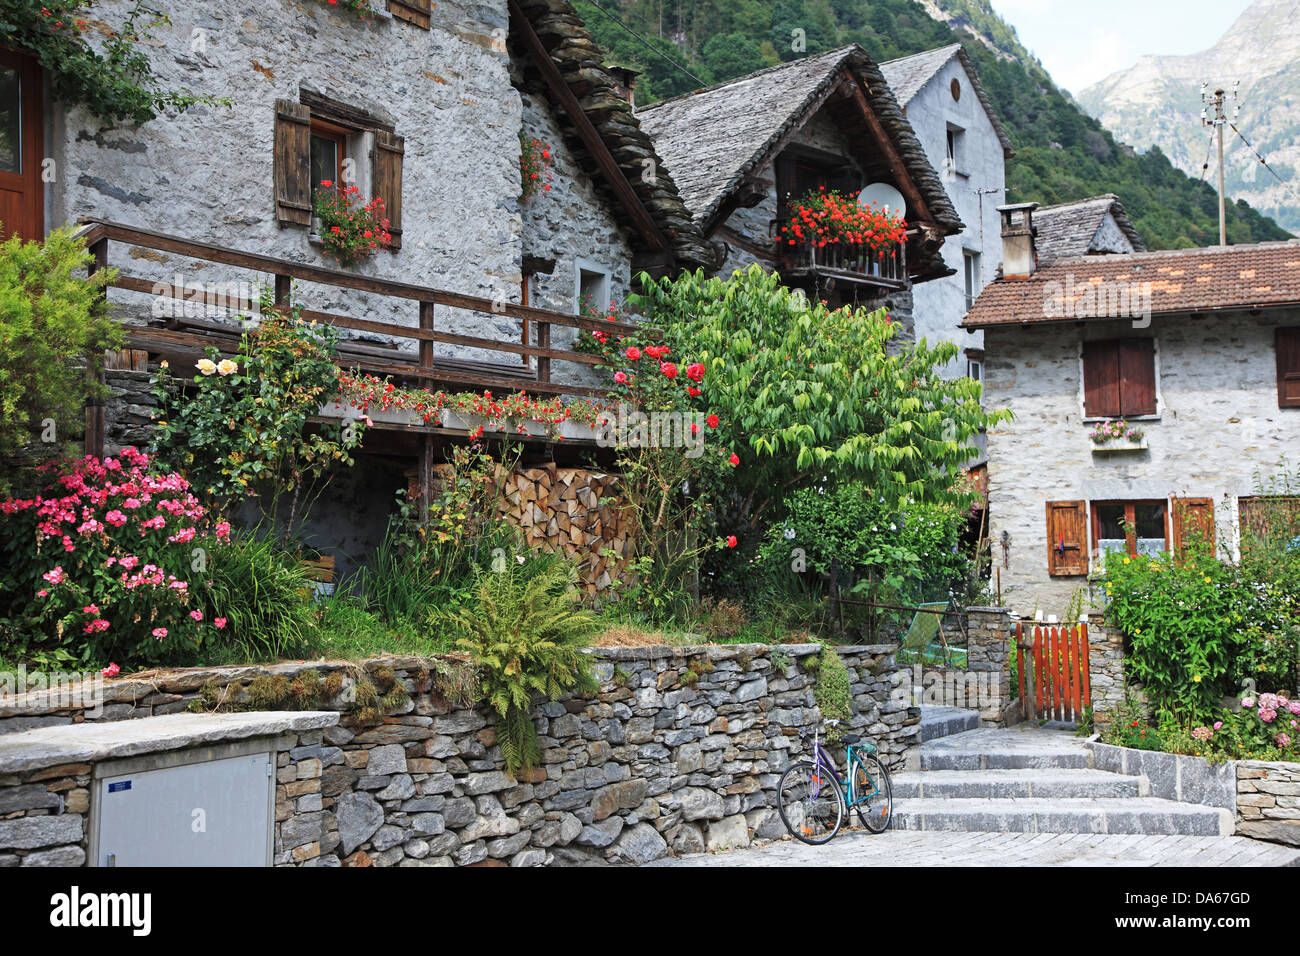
[1015,622,1091,723]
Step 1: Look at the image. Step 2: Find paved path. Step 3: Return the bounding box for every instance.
[649,829,1300,867]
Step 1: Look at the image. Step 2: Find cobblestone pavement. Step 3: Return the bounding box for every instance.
[648,829,1300,867]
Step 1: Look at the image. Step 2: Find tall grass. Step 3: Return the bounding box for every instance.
[206,531,319,662]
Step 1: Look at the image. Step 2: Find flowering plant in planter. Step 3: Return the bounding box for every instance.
[520,135,554,201]
[0,448,232,666]
[778,188,907,255]
[313,182,392,265]
[316,0,374,18]
[1089,418,1144,444]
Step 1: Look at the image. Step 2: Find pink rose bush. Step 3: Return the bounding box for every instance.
[1189,691,1300,762]
[0,448,232,664]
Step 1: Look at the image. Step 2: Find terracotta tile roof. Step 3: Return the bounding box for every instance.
[961,240,1300,328]
[1033,194,1145,263]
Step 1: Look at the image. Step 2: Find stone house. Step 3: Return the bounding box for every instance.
[7,0,719,579]
[964,203,1300,615]
[636,45,964,340]
[880,43,1014,382]
[1032,194,1146,264]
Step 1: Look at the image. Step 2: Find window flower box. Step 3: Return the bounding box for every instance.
[1089,419,1146,453]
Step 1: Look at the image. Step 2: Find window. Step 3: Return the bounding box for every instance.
[309,120,346,193]
[1277,327,1300,408]
[1091,500,1168,561]
[945,125,965,176]
[1171,497,1216,555]
[1082,338,1157,418]
[963,250,981,309]
[575,261,611,318]
[273,97,404,249]
[967,358,983,383]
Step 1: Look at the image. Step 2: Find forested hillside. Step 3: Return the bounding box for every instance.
[576,0,1293,249]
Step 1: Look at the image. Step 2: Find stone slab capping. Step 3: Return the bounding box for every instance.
[0,643,919,867]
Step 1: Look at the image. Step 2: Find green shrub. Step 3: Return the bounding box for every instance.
[0,227,121,492]
[203,531,319,663]
[438,555,599,777]
[813,645,851,743]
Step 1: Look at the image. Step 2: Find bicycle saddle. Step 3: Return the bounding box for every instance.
[840,733,861,744]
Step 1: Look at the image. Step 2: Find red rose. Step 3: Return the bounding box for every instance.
[726,535,738,548]
[707,414,719,429]
[686,362,705,382]
[625,346,642,361]
[660,362,678,379]
[687,386,701,398]
[728,452,739,466]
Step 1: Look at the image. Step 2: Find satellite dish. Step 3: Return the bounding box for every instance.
[858,183,906,217]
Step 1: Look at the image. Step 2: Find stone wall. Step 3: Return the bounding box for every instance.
[983,309,1300,616]
[1236,760,1300,846]
[0,644,918,866]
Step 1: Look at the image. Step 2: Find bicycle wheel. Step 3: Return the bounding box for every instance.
[777,760,844,845]
[851,752,893,833]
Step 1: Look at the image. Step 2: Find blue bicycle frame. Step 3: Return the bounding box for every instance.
[807,723,883,808]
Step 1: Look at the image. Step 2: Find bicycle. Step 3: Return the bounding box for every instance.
[776,719,894,845]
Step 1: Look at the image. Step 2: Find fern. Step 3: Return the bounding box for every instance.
[438,555,600,778]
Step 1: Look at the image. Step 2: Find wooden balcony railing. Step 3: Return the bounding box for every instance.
[72,219,637,405]
[780,239,907,288]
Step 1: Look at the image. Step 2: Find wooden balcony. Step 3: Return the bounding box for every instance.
[778,239,907,291]
[72,219,634,457]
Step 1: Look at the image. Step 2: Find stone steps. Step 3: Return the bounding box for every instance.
[891,797,1233,836]
[919,706,980,742]
[894,727,1235,839]
[892,768,1147,800]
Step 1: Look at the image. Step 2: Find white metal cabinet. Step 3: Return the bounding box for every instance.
[93,751,274,867]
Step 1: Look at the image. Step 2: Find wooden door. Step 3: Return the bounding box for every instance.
[0,50,43,242]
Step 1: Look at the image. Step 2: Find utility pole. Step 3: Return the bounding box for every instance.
[1201,81,1240,247]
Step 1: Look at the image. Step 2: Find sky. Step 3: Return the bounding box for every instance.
[990,0,1258,95]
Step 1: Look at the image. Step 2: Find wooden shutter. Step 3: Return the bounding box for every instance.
[274,99,312,226]
[1118,339,1157,416]
[1082,341,1121,418]
[388,0,431,28]
[1046,500,1088,576]
[1277,328,1300,408]
[1172,497,1215,556]
[374,130,404,250]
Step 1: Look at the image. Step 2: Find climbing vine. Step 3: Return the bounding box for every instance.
[809,645,851,742]
[0,1,232,125]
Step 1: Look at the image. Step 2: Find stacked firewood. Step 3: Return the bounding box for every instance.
[498,465,634,597]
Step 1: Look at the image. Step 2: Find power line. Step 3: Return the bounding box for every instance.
[1228,121,1289,190]
[581,0,708,89]
[1197,125,1217,182]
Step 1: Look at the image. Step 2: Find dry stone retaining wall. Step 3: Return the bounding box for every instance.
[1236,760,1300,846]
[0,643,917,866]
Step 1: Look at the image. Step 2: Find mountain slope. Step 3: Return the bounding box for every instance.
[574,0,1291,249]
[1078,0,1300,236]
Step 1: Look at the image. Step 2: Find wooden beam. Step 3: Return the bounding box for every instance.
[839,70,935,227]
[510,0,667,254]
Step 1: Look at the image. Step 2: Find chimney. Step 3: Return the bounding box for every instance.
[609,66,640,109]
[998,202,1039,278]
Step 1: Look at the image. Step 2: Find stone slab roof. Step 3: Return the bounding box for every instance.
[0,711,339,774]
[635,45,963,236]
[516,0,716,272]
[1033,194,1146,264]
[962,240,1300,328]
[880,43,1014,158]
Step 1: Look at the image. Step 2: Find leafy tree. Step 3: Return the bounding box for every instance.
[631,264,1009,531]
[0,226,122,492]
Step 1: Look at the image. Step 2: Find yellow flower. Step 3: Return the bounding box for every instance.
[1193,674,1202,683]
[217,359,238,376]
[196,359,218,375]
[1203,576,1212,583]
[1123,557,1131,565]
